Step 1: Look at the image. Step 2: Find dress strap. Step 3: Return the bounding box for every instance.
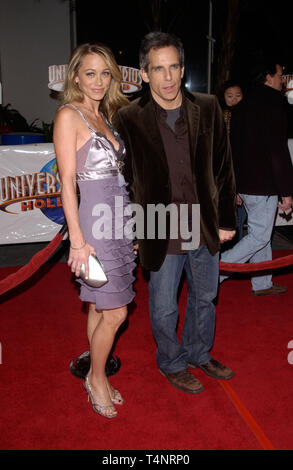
[61,103,96,133]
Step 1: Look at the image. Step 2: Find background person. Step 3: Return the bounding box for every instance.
[219,80,243,134]
[219,80,246,242]
[220,63,293,296]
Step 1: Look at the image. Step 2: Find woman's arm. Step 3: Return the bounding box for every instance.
[53,107,95,279]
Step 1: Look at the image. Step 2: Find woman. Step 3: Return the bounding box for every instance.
[53,43,136,419]
[220,80,243,134]
[219,80,246,242]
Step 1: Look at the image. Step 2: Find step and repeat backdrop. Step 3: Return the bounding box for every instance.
[0,143,63,244]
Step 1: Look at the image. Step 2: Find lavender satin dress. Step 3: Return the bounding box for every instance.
[64,104,136,310]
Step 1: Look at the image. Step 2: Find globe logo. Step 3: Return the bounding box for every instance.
[39,158,65,226]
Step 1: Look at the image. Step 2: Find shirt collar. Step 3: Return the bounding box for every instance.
[152,92,185,122]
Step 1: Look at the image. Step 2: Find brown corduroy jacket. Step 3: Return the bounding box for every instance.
[113,90,237,271]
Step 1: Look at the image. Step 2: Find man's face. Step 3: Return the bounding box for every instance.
[265,64,285,91]
[140,46,184,109]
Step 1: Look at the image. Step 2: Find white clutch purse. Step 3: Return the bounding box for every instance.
[79,254,108,288]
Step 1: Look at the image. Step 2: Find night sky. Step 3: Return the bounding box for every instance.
[230,1,293,76]
[75,0,293,94]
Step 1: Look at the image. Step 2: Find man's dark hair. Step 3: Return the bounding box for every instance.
[139,31,184,72]
[249,63,279,84]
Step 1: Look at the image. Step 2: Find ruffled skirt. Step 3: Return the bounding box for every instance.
[77,173,136,310]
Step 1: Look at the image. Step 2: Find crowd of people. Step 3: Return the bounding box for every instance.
[219,64,293,295]
[53,32,293,419]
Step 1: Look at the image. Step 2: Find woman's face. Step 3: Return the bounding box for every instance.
[75,53,112,102]
[224,86,243,107]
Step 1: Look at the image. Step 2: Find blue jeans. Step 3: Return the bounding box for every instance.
[220,194,278,291]
[148,245,219,373]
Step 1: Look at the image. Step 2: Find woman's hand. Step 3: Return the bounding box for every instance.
[68,241,96,279]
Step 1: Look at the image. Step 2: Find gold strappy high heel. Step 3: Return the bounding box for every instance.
[111,388,124,405]
[84,376,117,419]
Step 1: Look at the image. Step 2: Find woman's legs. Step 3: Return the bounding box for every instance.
[86,302,127,417]
[87,304,102,344]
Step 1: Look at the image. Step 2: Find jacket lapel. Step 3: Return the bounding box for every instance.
[184,93,200,165]
[138,93,169,172]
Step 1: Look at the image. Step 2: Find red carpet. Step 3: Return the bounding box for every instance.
[0,251,293,450]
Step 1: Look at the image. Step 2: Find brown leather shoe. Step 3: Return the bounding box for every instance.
[159,369,204,394]
[189,358,234,380]
[252,283,287,296]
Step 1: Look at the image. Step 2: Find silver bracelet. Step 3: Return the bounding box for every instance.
[70,241,86,250]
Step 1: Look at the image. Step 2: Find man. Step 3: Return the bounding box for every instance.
[113,32,237,394]
[220,63,293,295]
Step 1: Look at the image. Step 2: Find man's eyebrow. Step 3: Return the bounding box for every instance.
[151,63,179,69]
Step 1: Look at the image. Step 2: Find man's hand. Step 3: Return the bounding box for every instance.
[219,229,236,244]
[236,194,243,205]
[279,196,293,212]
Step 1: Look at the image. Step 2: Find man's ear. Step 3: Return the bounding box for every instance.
[140,68,150,84]
[181,66,185,79]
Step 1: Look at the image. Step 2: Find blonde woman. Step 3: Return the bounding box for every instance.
[53,43,136,419]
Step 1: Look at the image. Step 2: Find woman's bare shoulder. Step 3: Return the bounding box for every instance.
[55,104,82,132]
[56,104,78,119]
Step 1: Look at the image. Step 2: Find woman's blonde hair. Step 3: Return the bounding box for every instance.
[61,43,129,123]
